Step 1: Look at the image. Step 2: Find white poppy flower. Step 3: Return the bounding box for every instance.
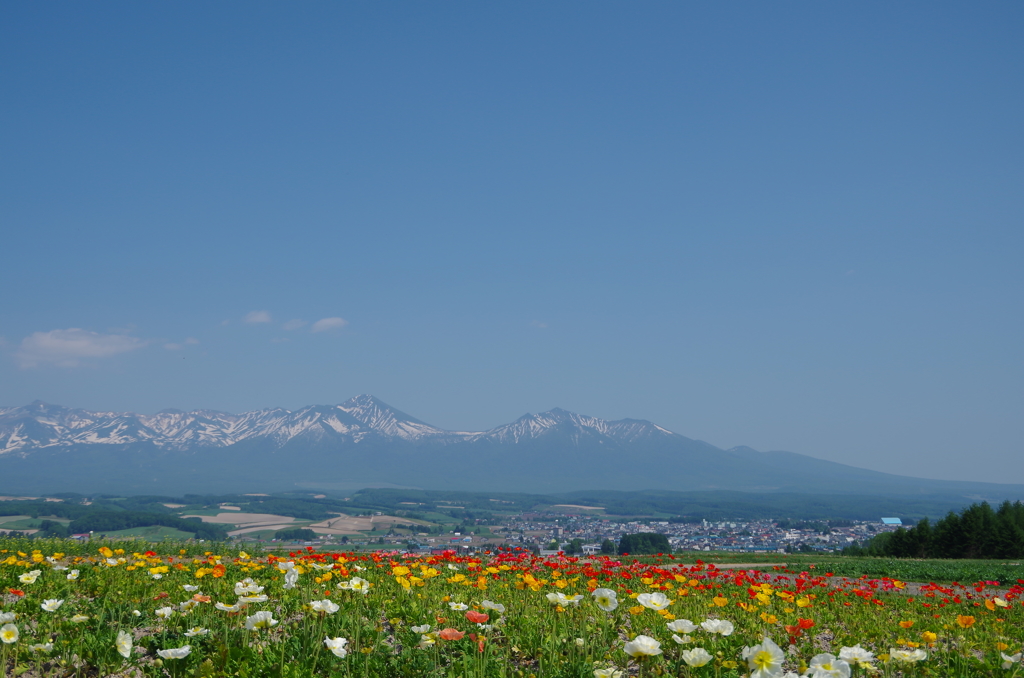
[636,592,670,610]
[115,630,132,658]
[838,645,875,668]
[808,653,851,678]
[889,648,927,663]
[1,624,20,644]
[667,619,697,633]
[448,602,469,611]
[157,645,191,659]
[40,599,64,612]
[480,600,506,613]
[245,611,278,630]
[743,637,785,678]
[29,642,54,653]
[681,647,713,667]
[0,613,15,623]
[411,624,431,634]
[671,634,693,644]
[182,585,199,592]
[591,588,618,612]
[593,669,622,678]
[234,579,264,595]
[66,570,80,580]
[215,602,242,612]
[623,635,662,657]
[70,614,89,623]
[348,577,371,594]
[19,570,41,584]
[184,627,209,637]
[324,636,349,658]
[155,606,174,619]
[700,618,734,635]
[238,594,268,604]
[310,599,339,614]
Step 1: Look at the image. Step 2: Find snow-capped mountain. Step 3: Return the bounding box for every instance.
[467,408,676,445]
[0,396,667,456]
[2,395,1022,500]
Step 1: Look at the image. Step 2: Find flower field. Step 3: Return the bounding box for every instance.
[2,542,1023,677]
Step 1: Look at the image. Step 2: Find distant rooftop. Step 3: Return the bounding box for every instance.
[880,517,903,525]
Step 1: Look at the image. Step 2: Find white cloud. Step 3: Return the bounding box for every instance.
[244,310,272,324]
[163,338,199,351]
[311,317,347,333]
[282,319,307,331]
[17,328,146,368]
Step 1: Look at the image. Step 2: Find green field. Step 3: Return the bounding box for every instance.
[100,525,198,540]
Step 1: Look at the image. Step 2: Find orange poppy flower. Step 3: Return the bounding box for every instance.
[438,628,465,641]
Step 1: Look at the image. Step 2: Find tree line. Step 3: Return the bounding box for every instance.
[848,501,1024,559]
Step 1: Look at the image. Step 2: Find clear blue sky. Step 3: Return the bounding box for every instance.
[2,3,1021,484]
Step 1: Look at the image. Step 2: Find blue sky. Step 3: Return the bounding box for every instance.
[1,3,1021,484]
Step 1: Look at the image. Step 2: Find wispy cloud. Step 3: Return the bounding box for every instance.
[311,317,347,333]
[164,337,200,351]
[17,328,146,368]
[282,319,307,331]
[244,310,272,324]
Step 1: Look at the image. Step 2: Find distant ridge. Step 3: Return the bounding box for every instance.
[2,396,1023,501]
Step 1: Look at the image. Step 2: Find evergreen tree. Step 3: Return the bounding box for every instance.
[618,533,670,555]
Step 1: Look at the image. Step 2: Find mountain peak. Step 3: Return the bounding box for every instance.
[342,394,384,408]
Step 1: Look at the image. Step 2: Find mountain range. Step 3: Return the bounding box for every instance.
[2,395,1021,500]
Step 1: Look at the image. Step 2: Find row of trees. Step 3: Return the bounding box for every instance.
[849,501,1024,559]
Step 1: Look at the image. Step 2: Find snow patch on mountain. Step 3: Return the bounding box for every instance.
[0,396,678,455]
